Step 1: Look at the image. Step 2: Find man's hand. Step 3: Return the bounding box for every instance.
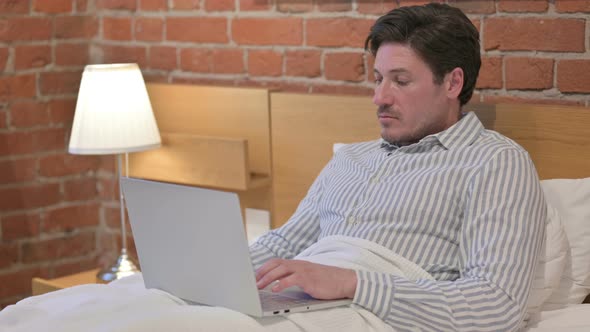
[255,258,357,300]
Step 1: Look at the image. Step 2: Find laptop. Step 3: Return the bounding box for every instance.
[121,177,352,317]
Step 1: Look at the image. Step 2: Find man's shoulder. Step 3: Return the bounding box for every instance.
[476,129,528,154]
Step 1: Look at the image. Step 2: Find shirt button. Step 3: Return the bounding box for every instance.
[347,216,356,224]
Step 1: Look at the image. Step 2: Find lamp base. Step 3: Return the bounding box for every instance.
[96,250,139,283]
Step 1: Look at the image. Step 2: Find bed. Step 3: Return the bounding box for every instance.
[1,84,589,331]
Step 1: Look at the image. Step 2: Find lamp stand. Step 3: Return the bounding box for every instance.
[97,154,139,283]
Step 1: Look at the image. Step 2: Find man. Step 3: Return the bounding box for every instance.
[251,3,546,331]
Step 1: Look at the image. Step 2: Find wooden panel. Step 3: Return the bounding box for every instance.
[129,132,270,191]
[238,185,273,211]
[270,93,379,227]
[270,92,590,228]
[31,278,62,296]
[32,269,100,296]
[145,83,271,176]
[472,103,590,180]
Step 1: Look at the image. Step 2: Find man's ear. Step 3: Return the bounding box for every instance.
[446,67,464,99]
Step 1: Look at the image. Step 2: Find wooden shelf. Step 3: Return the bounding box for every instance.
[31,269,101,296]
[248,173,272,189]
[129,133,271,191]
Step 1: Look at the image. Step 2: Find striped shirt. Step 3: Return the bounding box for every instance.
[250,112,546,331]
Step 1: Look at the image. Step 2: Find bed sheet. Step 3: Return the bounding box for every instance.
[0,273,392,332]
[2,274,589,331]
[525,304,590,331]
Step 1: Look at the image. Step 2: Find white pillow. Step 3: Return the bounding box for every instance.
[525,203,569,319]
[541,177,590,308]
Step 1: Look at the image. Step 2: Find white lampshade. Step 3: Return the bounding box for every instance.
[69,63,161,155]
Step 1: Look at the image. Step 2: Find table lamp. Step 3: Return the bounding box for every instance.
[68,63,161,282]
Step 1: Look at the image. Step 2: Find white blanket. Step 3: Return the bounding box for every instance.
[296,235,435,281]
[0,236,432,332]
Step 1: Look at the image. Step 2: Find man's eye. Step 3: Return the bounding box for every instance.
[374,78,382,85]
[396,80,409,86]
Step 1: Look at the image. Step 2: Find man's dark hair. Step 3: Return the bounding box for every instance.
[365,3,481,106]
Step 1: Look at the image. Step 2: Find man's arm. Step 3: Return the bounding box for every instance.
[249,161,331,269]
[353,148,546,331]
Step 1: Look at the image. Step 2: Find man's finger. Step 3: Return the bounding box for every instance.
[256,261,292,289]
[271,274,300,293]
[255,258,283,281]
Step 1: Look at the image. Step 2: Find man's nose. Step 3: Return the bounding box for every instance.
[373,82,393,106]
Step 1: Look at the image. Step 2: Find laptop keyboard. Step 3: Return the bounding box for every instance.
[260,291,311,307]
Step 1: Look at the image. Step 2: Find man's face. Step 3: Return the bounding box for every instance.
[373,42,459,145]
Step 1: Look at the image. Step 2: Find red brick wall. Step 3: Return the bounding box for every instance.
[0,0,120,308]
[1,0,589,308]
[91,0,590,105]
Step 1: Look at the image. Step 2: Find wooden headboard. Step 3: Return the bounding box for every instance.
[270,92,590,227]
[128,83,273,212]
[126,84,589,229]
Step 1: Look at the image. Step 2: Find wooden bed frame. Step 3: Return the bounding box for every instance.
[128,83,590,230]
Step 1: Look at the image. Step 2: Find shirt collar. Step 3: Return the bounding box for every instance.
[379,112,484,152]
[380,140,399,151]
[432,112,484,150]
